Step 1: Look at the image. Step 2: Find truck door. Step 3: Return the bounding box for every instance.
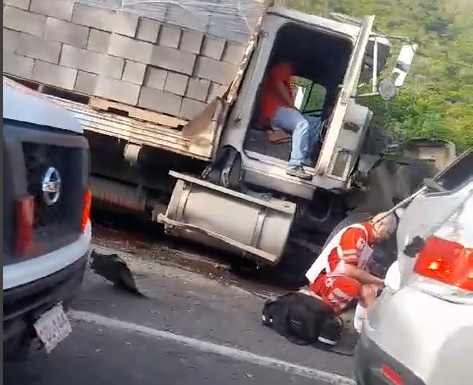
[315,15,374,177]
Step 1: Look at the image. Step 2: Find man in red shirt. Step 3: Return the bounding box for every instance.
[260,61,323,180]
[305,212,397,337]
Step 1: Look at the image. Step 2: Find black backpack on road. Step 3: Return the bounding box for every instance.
[262,292,343,346]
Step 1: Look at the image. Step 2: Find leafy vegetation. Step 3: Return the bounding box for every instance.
[287,0,473,150]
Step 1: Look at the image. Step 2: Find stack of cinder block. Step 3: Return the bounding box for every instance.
[3,0,266,120]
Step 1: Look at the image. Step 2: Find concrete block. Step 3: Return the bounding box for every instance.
[158,25,181,49]
[74,70,97,95]
[164,72,189,96]
[72,3,116,32]
[138,87,182,117]
[95,76,141,105]
[30,0,74,21]
[60,45,124,79]
[222,42,246,65]
[3,0,30,10]
[45,18,89,48]
[12,31,61,63]
[122,60,146,85]
[186,78,210,102]
[136,18,160,43]
[3,28,19,53]
[151,46,196,76]
[166,3,209,32]
[194,56,235,85]
[144,67,167,90]
[207,82,227,102]
[113,11,139,38]
[180,30,204,55]
[108,33,153,64]
[201,36,226,61]
[32,60,77,90]
[87,29,111,54]
[4,6,46,37]
[3,51,34,79]
[180,98,206,120]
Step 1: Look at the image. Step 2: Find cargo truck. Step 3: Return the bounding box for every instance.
[4,0,453,276]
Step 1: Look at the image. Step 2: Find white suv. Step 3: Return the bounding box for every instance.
[355,149,473,385]
[3,78,92,359]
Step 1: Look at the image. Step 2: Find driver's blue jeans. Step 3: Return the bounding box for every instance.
[270,107,323,167]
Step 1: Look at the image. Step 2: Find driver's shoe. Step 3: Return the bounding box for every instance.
[286,165,312,180]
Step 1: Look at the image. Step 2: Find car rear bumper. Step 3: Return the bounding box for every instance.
[3,251,89,358]
[354,330,425,385]
[356,286,473,385]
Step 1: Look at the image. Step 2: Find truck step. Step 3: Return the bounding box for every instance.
[5,74,186,129]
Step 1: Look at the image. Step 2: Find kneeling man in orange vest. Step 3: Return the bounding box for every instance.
[305,212,397,334]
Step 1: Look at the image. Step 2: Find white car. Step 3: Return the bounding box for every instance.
[3,79,92,359]
[355,149,473,385]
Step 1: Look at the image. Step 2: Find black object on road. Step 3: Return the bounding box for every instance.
[262,292,357,356]
[262,293,336,345]
[90,251,144,297]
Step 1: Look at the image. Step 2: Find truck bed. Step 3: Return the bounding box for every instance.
[3,77,216,161]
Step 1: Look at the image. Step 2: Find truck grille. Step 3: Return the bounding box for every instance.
[23,142,84,248]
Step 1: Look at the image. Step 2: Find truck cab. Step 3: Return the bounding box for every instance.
[222,8,378,198]
[159,8,418,268]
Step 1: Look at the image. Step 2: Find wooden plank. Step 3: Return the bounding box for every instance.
[48,95,215,160]
[89,97,187,129]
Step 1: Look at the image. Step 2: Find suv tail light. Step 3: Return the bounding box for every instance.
[412,196,473,303]
[14,195,35,257]
[414,237,473,290]
[81,189,92,233]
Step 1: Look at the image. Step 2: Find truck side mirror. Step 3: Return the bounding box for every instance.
[376,43,417,101]
[391,43,417,87]
[377,78,397,101]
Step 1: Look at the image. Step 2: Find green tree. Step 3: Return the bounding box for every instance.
[287,0,473,150]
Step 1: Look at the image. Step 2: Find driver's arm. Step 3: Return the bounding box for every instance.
[275,81,296,108]
[269,63,296,109]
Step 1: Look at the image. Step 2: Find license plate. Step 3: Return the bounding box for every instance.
[33,303,72,353]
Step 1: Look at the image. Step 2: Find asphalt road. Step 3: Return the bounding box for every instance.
[4,246,357,385]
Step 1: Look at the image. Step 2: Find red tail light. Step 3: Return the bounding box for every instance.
[14,195,35,257]
[381,364,404,385]
[81,189,92,233]
[414,237,473,292]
